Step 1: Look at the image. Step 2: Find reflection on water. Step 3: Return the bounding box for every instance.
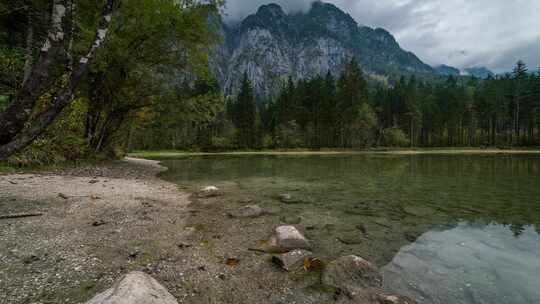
[383,223,540,304]
[154,154,540,303]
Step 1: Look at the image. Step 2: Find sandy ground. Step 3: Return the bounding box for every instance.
[0,158,342,304]
[0,158,194,303]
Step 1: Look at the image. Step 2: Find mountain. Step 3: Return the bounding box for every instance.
[211,2,435,96]
[435,64,460,76]
[463,67,494,79]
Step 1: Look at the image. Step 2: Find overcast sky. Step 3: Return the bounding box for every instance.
[223,0,540,73]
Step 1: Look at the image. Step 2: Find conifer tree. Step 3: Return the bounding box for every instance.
[234,72,257,148]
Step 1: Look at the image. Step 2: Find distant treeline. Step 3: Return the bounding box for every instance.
[134,59,540,150]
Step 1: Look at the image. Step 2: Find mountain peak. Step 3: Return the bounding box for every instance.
[256,3,285,18]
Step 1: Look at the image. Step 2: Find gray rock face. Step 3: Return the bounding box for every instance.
[212,2,434,97]
[322,255,382,294]
[84,271,178,304]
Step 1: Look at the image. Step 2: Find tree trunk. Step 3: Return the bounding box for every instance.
[0,0,69,145]
[0,0,116,160]
[22,10,34,85]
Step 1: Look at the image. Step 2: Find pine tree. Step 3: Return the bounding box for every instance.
[337,58,367,147]
[234,72,257,148]
[512,60,528,144]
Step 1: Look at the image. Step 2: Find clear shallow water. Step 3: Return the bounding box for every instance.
[155,154,540,304]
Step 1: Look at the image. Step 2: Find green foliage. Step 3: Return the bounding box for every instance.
[351,103,378,148]
[381,127,410,147]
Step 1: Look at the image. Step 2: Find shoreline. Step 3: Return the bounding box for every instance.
[130,148,540,159]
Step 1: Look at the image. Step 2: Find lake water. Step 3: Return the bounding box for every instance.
[156,154,540,304]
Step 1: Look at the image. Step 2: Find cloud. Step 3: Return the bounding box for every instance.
[224,0,540,72]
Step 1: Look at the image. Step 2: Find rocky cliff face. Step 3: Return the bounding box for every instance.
[212,2,434,97]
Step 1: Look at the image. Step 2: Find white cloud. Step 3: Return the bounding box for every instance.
[224,0,540,71]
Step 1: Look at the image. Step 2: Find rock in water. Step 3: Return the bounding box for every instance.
[197,186,222,198]
[375,293,417,304]
[268,225,311,253]
[227,205,264,218]
[272,249,313,271]
[84,271,178,304]
[322,255,382,295]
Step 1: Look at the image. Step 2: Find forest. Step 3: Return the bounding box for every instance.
[1,0,540,166]
[136,59,540,151]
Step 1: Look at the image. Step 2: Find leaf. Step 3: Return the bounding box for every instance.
[303,257,322,271]
[225,258,239,267]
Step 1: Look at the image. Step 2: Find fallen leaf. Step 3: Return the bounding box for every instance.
[303,257,322,271]
[225,258,240,267]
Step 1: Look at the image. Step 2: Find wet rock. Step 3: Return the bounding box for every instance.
[278,193,296,204]
[84,271,178,304]
[337,232,363,245]
[404,232,419,242]
[356,223,368,234]
[268,225,311,253]
[272,249,313,271]
[278,193,314,204]
[375,293,417,304]
[322,255,382,296]
[197,186,222,198]
[227,205,265,218]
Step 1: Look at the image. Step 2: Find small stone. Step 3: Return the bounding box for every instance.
[58,193,69,199]
[269,226,311,253]
[89,179,99,184]
[404,232,418,242]
[337,232,363,245]
[227,205,265,218]
[197,186,222,198]
[356,223,368,234]
[272,249,313,271]
[375,293,417,304]
[322,255,382,295]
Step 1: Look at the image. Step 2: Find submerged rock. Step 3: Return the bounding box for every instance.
[272,249,313,271]
[322,255,382,295]
[84,271,178,304]
[375,293,417,304]
[337,232,364,245]
[197,186,222,198]
[227,205,265,218]
[278,193,314,204]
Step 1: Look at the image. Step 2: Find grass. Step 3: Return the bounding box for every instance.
[129,147,540,159]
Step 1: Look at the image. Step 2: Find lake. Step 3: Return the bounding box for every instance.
[156,153,540,304]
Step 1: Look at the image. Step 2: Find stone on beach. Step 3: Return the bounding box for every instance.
[272,249,313,271]
[227,205,265,218]
[267,225,311,253]
[322,255,382,294]
[84,271,178,304]
[197,186,222,198]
